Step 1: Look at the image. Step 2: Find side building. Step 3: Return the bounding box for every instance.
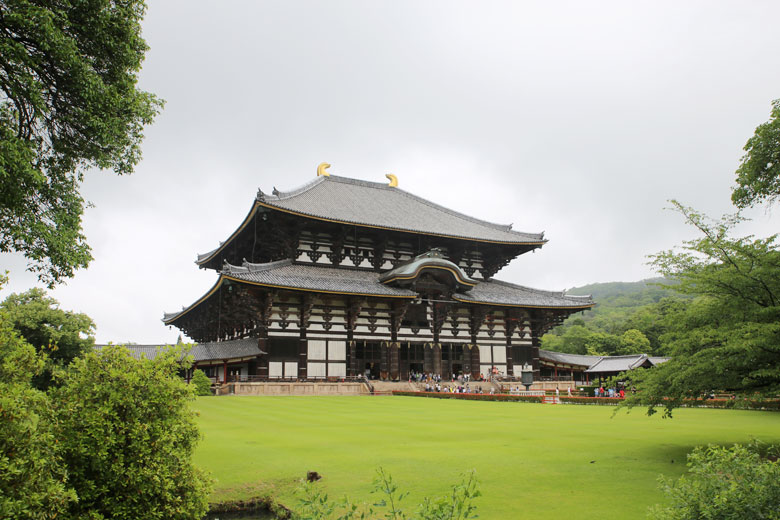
[163,167,594,384]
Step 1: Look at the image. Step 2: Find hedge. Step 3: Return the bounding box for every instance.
[392,391,543,403]
[392,392,780,411]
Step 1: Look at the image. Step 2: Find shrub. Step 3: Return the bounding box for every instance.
[0,312,75,519]
[191,368,213,396]
[650,443,780,519]
[51,344,212,520]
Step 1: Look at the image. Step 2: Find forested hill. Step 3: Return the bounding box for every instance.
[542,277,689,356]
[565,277,677,308]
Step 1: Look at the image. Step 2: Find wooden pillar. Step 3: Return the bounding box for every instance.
[222,359,228,384]
[470,346,481,379]
[298,330,308,380]
[462,345,471,376]
[380,342,388,380]
[299,298,311,380]
[506,339,514,377]
[432,343,442,377]
[389,343,400,380]
[348,340,357,377]
[399,344,409,380]
[423,344,433,374]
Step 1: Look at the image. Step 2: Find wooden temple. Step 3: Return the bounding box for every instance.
[163,166,594,384]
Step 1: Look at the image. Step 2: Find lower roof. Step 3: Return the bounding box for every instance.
[95,338,265,363]
[538,350,670,373]
[164,260,594,324]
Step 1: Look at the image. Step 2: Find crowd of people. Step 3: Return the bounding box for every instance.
[593,386,626,398]
[423,382,489,394]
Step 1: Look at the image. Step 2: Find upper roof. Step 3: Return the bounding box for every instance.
[257,175,545,244]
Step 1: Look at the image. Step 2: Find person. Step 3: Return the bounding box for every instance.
[555,387,559,399]
[619,388,625,399]
[599,385,605,397]
[567,387,572,397]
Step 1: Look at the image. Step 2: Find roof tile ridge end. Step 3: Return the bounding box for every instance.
[240,258,294,272]
[258,176,326,202]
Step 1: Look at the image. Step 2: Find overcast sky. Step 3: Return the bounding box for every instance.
[2,0,780,343]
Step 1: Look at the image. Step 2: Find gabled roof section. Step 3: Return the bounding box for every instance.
[539,349,602,368]
[379,249,477,292]
[95,339,266,363]
[256,175,546,244]
[453,279,595,309]
[585,354,653,374]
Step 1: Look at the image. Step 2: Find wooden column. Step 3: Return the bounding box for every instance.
[462,345,471,376]
[470,346,481,379]
[432,344,442,377]
[399,344,409,380]
[389,343,400,380]
[380,342,388,380]
[346,298,362,377]
[222,359,228,384]
[423,344,433,374]
[298,296,312,380]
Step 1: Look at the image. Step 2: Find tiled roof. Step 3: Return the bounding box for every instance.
[454,279,594,309]
[165,261,594,324]
[648,356,670,366]
[96,338,265,363]
[256,175,545,244]
[189,337,265,362]
[224,259,419,297]
[585,355,652,373]
[539,349,602,367]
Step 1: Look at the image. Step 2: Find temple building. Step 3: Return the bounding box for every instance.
[163,165,594,384]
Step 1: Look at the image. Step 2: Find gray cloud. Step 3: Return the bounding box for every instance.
[2,0,778,343]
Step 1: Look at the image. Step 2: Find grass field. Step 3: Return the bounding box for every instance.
[193,396,780,519]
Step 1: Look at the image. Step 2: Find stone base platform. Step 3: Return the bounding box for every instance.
[216,381,370,396]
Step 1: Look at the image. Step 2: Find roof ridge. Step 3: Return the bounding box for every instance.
[262,174,543,238]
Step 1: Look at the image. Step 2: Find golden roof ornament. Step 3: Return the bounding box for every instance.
[317,162,331,177]
[385,173,398,187]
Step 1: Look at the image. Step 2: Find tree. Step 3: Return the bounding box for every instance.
[622,202,780,416]
[0,286,75,519]
[1,288,94,388]
[732,99,780,208]
[650,444,780,520]
[51,345,212,519]
[0,1,162,286]
[191,368,213,396]
[619,329,650,354]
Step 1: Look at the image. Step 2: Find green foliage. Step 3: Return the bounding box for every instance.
[0,297,75,519]
[0,0,163,285]
[293,468,479,520]
[623,202,780,416]
[732,99,780,208]
[191,368,214,396]
[51,344,212,520]
[650,443,780,520]
[542,279,688,356]
[1,288,94,388]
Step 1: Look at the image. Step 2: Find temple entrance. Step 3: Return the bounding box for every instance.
[355,341,383,379]
[364,362,380,380]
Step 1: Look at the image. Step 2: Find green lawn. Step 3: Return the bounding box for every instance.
[193,396,780,519]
